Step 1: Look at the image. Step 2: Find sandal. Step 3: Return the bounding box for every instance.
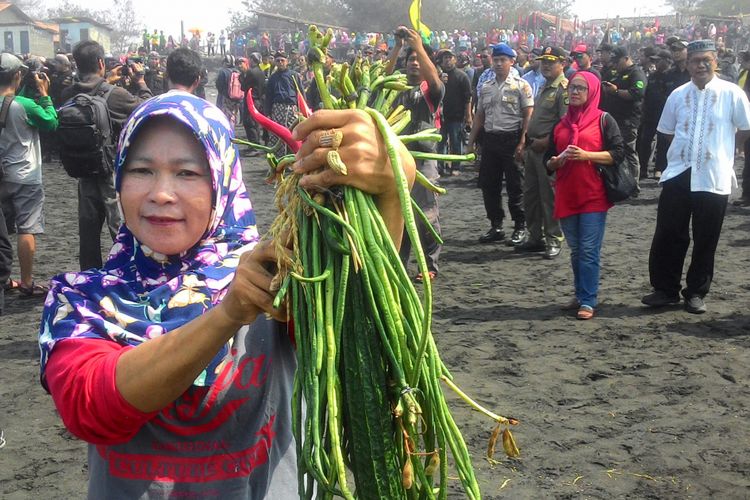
[3,279,20,292]
[576,305,594,320]
[414,271,437,283]
[18,282,50,298]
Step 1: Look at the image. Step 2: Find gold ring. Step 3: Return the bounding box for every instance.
[326,150,348,175]
[318,129,343,150]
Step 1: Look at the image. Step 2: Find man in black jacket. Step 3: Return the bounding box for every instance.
[437,49,471,176]
[239,54,266,152]
[600,46,646,193]
[264,52,301,155]
[663,38,690,94]
[60,40,152,270]
[637,49,672,180]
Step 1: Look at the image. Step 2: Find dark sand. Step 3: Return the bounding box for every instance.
[1,139,748,498]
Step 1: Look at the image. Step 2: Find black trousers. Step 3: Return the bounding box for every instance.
[0,197,12,314]
[78,175,122,271]
[241,97,261,144]
[648,169,728,298]
[478,130,524,228]
[636,119,668,176]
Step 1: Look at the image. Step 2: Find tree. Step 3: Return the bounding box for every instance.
[46,0,105,20]
[110,0,141,53]
[44,0,141,54]
[664,0,701,15]
[695,0,747,15]
[229,1,256,31]
[10,0,46,18]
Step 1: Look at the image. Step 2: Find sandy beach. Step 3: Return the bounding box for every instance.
[0,138,748,498]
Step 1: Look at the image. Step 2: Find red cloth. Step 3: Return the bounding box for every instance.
[45,339,157,445]
[553,71,612,219]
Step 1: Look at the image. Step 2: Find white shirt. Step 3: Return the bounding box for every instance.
[657,76,750,194]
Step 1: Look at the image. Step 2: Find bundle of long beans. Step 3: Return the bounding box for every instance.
[238,26,520,499]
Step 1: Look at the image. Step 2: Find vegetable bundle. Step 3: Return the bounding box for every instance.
[240,26,520,499]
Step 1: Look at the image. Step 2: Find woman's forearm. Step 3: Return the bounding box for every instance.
[116,305,245,412]
[586,151,614,165]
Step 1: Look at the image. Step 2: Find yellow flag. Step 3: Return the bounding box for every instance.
[409,0,431,42]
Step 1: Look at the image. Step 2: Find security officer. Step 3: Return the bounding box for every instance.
[517,46,568,259]
[600,46,646,193]
[468,43,534,245]
[637,49,672,179]
[596,43,617,83]
[664,37,690,94]
[144,51,166,95]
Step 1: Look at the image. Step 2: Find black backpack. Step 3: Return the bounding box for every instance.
[57,79,116,178]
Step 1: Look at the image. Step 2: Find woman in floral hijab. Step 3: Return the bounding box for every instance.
[39,92,414,498]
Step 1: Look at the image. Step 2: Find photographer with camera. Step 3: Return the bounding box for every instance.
[59,40,153,271]
[0,53,58,298]
[144,51,166,96]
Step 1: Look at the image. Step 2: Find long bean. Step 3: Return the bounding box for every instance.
[262,25,522,500]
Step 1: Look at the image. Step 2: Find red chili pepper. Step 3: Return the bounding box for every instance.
[245,91,301,153]
[296,91,313,119]
[292,77,313,118]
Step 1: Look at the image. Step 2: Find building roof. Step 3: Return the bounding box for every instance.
[33,21,59,34]
[0,2,37,24]
[48,16,112,31]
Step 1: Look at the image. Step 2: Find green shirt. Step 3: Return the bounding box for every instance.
[0,94,57,184]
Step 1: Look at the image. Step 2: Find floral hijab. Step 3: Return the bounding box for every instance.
[39,92,260,386]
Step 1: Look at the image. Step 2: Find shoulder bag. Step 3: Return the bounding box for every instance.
[596,112,637,203]
[0,95,15,180]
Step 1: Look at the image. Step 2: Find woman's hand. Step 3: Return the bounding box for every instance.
[564,145,590,162]
[547,156,562,171]
[289,109,416,200]
[289,109,416,247]
[218,240,289,327]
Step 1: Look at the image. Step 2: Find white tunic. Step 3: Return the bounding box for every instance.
[657,76,750,195]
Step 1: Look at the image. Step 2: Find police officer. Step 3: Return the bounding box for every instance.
[517,46,568,259]
[144,51,166,95]
[600,46,646,193]
[468,43,534,245]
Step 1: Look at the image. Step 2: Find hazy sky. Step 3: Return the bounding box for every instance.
[75,0,675,36]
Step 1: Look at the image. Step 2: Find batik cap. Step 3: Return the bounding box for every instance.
[687,39,716,54]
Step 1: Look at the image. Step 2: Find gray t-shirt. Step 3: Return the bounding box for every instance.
[86,316,298,499]
[0,98,43,185]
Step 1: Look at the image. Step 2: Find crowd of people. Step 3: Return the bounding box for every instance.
[0,12,747,496]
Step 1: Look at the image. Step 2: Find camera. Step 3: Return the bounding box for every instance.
[104,56,119,72]
[394,27,410,39]
[21,58,51,96]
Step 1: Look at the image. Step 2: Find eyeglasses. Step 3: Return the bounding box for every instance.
[688,57,714,67]
[568,84,588,93]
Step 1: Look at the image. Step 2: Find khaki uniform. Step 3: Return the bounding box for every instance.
[524,73,568,244]
[478,75,534,132]
[477,74,534,230]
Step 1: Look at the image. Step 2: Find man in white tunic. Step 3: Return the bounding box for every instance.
[642,39,750,314]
